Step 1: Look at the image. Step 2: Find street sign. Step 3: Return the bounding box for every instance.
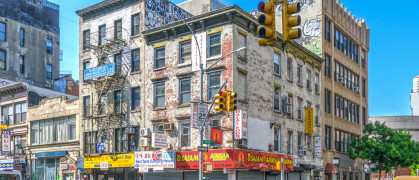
[197,146,208,152]
[197,104,208,126]
[203,140,214,145]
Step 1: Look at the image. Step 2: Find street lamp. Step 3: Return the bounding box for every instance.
[169,13,246,180]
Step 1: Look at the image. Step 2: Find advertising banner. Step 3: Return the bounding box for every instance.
[305,108,314,134]
[152,133,167,149]
[1,129,10,154]
[13,159,25,171]
[0,159,13,170]
[211,128,223,144]
[83,63,115,80]
[84,154,134,168]
[191,103,198,127]
[134,151,175,169]
[234,110,248,140]
[314,136,322,158]
[191,32,207,72]
[176,149,234,170]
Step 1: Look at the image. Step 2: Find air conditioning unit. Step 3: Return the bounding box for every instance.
[163,123,174,132]
[140,128,151,137]
[298,150,306,157]
[237,139,247,147]
[140,138,151,147]
[353,86,359,92]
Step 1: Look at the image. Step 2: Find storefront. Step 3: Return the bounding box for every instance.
[31,151,77,180]
[83,153,137,180]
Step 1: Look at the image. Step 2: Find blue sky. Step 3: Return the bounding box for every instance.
[52,0,419,117]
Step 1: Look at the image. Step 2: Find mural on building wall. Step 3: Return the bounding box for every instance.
[306,40,322,57]
[145,0,192,30]
[54,78,67,93]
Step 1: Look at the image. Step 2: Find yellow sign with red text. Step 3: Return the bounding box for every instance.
[305,108,314,134]
[84,154,134,169]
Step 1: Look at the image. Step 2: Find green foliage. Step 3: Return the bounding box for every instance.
[410,163,419,176]
[349,121,419,173]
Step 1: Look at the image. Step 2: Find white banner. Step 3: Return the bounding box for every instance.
[1,130,10,154]
[314,136,322,158]
[152,133,167,149]
[191,32,206,71]
[191,103,198,127]
[234,110,248,140]
[134,151,175,169]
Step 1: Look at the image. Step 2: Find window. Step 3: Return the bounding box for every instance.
[325,126,331,150]
[154,124,164,134]
[98,93,106,114]
[31,116,76,145]
[274,126,281,152]
[361,50,366,68]
[297,99,303,120]
[83,30,90,50]
[307,135,312,151]
[315,74,320,93]
[14,102,26,124]
[335,129,341,152]
[20,28,25,46]
[46,64,52,80]
[297,134,303,150]
[284,95,293,117]
[325,54,331,78]
[287,60,293,81]
[7,105,12,125]
[179,40,191,64]
[208,73,221,100]
[46,38,52,54]
[131,49,140,72]
[297,65,302,85]
[362,79,366,97]
[315,107,320,125]
[307,70,311,90]
[274,53,281,75]
[154,83,165,108]
[274,88,281,111]
[180,122,191,147]
[115,127,140,152]
[14,135,26,155]
[237,33,247,59]
[131,87,140,110]
[114,19,122,40]
[131,13,140,36]
[208,33,221,57]
[335,94,359,123]
[31,122,39,145]
[362,107,366,126]
[114,53,122,73]
[0,50,5,70]
[99,25,106,45]
[288,132,293,154]
[238,71,247,101]
[83,61,91,71]
[154,47,165,69]
[179,78,191,105]
[335,61,359,93]
[343,172,347,180]
[19,56,24,74]
[325,90,331,113]
[324,17,331,42]
[334,28,358,63]
[0,22,5,41]
[114,90,122,113]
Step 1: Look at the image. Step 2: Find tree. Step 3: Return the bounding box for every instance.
[349,121,419,179]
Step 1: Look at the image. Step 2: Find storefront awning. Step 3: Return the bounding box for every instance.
[325,163,338,174]
[35,151,68,158]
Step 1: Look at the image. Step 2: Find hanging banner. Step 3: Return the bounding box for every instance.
[0,159,13,170]
[314,136,322,158]
[1,129,10,154]
[234,110,248,140]
[211,128,223,144]
[152,133,168,149]
[191,32,207,72]
[134,151,176,169]
[191,103,198,127]
[305,108,314,134]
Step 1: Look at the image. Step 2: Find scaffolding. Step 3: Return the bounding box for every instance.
[82,26,139,156]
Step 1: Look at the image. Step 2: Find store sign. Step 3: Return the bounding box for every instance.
[68,163,76,170]
[0,125,7,135]
[61,163,68,170]
[211,128,223,144]
[233,110,248,140]
[134,151,175,169]
[177,149,234,169]
[84,154,134,168]
[0,159,13,170]
[13,159,25,171]
[152,133,167,149]
[83,63,115,80]
[100,162,108,170]
[1,130,10,154]
[314,136,322,158]
[305,108,314,134]
[77,157,84,170]
[233,150,294,171]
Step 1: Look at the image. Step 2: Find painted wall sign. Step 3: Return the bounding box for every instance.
[53,78,67,93]
[152,133,167,149]
[1,130,10,154]
[0,159,13,170]
[191,32,207,72]
[305,108,314,134]
[211,128,223,144]
[144,0,191,30]
[83,63,115,80]
[314,136,322,158]
[84,154,134,168]
[234,110,248,140]
[134,151,175,169]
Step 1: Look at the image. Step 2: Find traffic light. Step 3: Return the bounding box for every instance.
[276,161,283,171]
[257,0,279,46]
[281,1,301,42]
[227,91,237,112]
[214,91,227,112]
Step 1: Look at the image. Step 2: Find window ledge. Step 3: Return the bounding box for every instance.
[315,92,320,95]
[153,107,166,111]
[297,84,303,88]
[178,63,192,68]
[82,49,90,53]
[238,99,248,104]
[273,73,281,78]
[307,88,312,92]
[287,115,293,119]
[153,67,166,72]
[287,80,293,83]
[131,71,141,75]
[237,56,248,63]
[131,34,141,39]
[178,104,191,108]
[273,110,282,114]
[297,119,304,122]
[207,55,222,62]
[131,109,141,113]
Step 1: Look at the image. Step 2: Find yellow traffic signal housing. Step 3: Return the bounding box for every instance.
[276,161,283,171]
[282,1,301,42]
[214,91,227,112]
[227,91,237,112]
[257,0,279,46]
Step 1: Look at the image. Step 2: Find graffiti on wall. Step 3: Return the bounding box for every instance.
[306,40,322,57]
[275,0,317,15]
[145,0,191,29]
[54,78,67,93]
[303,18,321,37]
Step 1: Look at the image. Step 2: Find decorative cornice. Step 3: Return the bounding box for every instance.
[285,44,322,71]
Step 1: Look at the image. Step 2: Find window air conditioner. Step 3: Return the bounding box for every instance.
[140,138,151,147]
[163,123,174,132]
[140,128,151,137]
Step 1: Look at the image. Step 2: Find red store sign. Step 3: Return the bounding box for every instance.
[176,149,294,171]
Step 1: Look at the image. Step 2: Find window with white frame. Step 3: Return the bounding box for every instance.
[208,33,221,57]
[30,116,76,145]
[179,40,191,64]
[180,122,191,147]
[154,47,165,69]
[83,30,90,50]
[274,126,281,152]
[14,102,27,124]
[207,73,221,100]
[274,88,280,111]
[288,132,293,154]
[274,53,281,75]
[154,82,165,108]
[179,78,191,105]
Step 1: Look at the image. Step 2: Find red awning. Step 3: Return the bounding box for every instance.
[325,163,338,174]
